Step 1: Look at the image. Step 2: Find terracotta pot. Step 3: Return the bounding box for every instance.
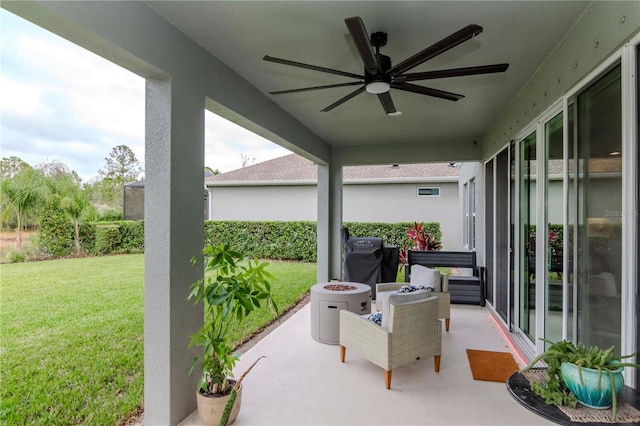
[196,382,242,426]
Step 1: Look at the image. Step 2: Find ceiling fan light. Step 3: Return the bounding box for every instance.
[388,111,402,116]
[366,81,390,94]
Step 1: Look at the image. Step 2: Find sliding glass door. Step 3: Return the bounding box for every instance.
[570,64,622,351]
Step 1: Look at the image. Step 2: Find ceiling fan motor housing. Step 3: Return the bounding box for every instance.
[365,53,392,85]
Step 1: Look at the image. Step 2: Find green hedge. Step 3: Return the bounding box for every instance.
[204,220,441,262]
[78,221,144,255]
[204,221,317,262]
[65,220,441,261]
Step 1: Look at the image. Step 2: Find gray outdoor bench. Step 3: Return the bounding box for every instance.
[405,250,485,306]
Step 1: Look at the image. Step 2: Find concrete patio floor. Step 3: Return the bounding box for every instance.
[179,302,552,425]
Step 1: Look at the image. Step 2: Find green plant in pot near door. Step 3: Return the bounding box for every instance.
[188,243,279,426]
[521,339,640,420]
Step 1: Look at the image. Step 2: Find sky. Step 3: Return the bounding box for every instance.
[0,9,290,182]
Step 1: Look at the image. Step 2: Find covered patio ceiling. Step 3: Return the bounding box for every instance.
[149,1,590,150]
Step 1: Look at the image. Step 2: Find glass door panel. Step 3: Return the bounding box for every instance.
[573,64,622,351]
[519,132,537,341]
[545,112,564,343]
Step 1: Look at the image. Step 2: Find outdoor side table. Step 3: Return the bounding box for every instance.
[507,369,640,425]
[310,282,371,345]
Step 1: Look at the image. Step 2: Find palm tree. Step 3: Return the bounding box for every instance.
[54,175,94,253]
[0,167,49,253]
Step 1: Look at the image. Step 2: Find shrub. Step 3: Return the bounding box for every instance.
[78,222,97,253]
[94,225,121,254]
[96,208,123,222]
[119,221,144,253]
[39,194,74,257]
[8,250,26,263]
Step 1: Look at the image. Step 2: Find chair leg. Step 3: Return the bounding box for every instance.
[434,355,441,372]
[445,318,450,332]
[384,370,392,389]
[339,345,346,363]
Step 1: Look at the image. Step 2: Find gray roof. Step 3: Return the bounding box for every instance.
[205,154,459,185]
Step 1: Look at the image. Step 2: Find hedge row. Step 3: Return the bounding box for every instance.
[204,220,441,262]
[78,221,145,255]
[67,220,440,261]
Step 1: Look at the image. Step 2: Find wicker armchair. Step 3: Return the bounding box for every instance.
[376,276,451,331]
[339,295,441,389]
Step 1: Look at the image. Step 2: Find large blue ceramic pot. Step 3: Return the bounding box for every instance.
[560,361,624,409]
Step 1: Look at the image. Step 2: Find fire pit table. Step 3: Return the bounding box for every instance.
[310,281,371,345]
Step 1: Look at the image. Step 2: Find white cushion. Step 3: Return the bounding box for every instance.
[378,289,431,328]
[410,264,441,292]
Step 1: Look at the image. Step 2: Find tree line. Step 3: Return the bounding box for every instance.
[0,145,143,257]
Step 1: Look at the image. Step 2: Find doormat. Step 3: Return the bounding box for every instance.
[466,349,519,383]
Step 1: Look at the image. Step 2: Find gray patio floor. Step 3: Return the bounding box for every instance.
[179,302,552,425]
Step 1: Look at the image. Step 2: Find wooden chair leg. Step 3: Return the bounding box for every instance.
[445,318,450,332]
[434,355,441,372]
[339,345,346,363]
[384,370,392,389]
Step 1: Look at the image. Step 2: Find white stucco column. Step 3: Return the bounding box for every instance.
[317,159,343,283]
[144,77,204,425]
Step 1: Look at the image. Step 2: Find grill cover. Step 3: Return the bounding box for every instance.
[343,237,383,286]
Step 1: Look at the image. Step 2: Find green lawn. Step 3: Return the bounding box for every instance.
[0,255,315,425]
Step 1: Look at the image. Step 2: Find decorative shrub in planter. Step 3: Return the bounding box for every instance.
[521,339,640,419]
[188,244,279,425]
[560,360,624,410]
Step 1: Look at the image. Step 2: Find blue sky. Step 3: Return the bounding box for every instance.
[0,10,290,182]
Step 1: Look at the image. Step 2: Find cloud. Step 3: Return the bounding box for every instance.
[205,111,290,173]
[0,9,290,183]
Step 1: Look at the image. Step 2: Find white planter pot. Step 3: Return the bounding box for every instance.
[196,383,242,426]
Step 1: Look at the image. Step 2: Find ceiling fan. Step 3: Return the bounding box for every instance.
[263,16,509,116]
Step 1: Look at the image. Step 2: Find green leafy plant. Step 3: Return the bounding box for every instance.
[521,339,640,419]
[399,222,442,266]
[188,244,279,396]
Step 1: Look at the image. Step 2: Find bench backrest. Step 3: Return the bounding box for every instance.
[406,250,479,282]
[408,250,476,268]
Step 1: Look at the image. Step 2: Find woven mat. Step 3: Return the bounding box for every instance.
[523,370,640,423]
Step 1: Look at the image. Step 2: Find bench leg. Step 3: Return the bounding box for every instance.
[434,355,441,372]
[340,345,346,363]
[445,318,450,332]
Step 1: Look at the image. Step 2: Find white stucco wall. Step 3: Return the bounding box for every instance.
[207,180,462,250]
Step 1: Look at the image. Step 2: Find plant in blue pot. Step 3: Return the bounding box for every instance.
[521,339,640,420]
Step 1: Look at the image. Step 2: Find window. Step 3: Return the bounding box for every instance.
[417,187,440,197]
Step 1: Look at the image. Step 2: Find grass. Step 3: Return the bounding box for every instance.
[0,254,316,425]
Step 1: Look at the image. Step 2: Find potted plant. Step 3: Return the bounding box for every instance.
[520,339,640,419]
[188,243,279,426]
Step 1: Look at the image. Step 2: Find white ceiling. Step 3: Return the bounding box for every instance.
[148,1,590,148]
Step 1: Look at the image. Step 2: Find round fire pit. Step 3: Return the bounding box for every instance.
[310,281,371,345]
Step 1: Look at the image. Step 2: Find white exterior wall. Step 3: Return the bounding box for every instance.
[343,182,461,250]
[207,180,462,250]
[209,185,317,221]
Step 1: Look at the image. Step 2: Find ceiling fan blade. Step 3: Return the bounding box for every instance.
[391,82,464,101]
[263,55,363,80]
[321,86,366,112]
[377,92,397,115]
[396,63,509,82]
[344,17,382,75]
[388,24,484,76]
[269,81,363,95]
